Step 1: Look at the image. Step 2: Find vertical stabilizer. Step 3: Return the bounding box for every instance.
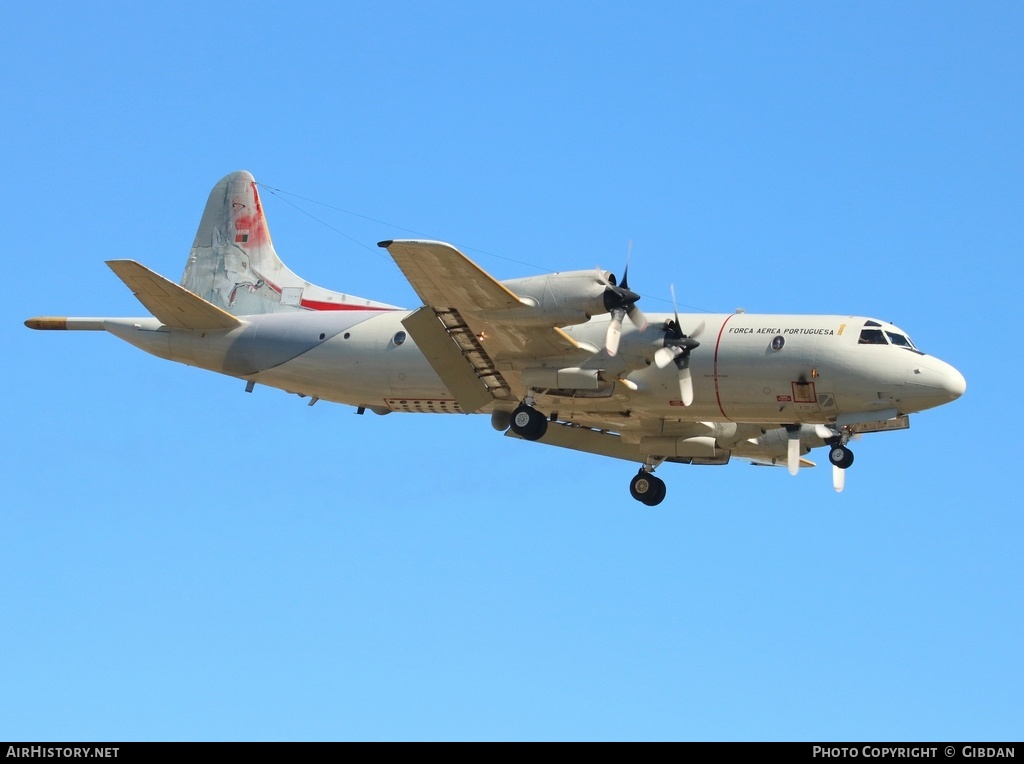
[181,171,398,315]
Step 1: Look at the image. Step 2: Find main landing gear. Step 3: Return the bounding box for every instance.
[507,394,669,506]
[509,402,548,441]
[630,469,666,506]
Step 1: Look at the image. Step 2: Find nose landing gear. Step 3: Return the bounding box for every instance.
[826,427,857,493]
[828,444,855,469]
[827,425,856,470]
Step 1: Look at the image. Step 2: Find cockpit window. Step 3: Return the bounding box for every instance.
[885,331,915,349]
[858,328,888,345]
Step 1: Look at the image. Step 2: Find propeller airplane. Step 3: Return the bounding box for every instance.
[25,171,966,504]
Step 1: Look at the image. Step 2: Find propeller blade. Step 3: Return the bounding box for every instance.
[606,309,624,356]
[621,240,633,289]
[678,366,694,406]
[655,345,681,369]
[689,319,706,339]
[833,464,846,493]
[626,304,648,332]
[787,435,800,476]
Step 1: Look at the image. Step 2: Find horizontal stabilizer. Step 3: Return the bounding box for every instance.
[106,260,241,330]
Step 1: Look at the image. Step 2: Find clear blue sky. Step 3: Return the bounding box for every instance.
[3,1,1021,741]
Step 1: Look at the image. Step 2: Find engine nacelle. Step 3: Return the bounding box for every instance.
[750,424,834,458]
[521,367,603,390]
[500,270,616,327]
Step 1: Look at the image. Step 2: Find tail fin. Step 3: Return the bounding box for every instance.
[181,171,398,315]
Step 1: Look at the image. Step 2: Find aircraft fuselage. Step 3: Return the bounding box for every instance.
[101,308,964,427]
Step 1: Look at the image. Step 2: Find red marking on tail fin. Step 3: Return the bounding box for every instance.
[230,183,269,247]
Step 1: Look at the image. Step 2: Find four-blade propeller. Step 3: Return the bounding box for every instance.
[599,263,648,356]
[653,285,704,406]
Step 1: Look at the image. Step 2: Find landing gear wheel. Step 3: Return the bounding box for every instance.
[629,471,667,506]
[646,476,667,506]
[829,445,855,469]
[509,404,548,441]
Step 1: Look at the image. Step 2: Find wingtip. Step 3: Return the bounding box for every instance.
[377,240,393,249]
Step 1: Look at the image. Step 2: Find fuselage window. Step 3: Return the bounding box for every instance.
[858,328,888,345]
[393,331,407,347]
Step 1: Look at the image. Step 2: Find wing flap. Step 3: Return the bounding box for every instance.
[106,260,241,330]
[402,306,502,412]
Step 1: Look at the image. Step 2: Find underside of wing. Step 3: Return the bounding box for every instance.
[504,421,735,466]
[505,421,644,463]
[505,415,831,470]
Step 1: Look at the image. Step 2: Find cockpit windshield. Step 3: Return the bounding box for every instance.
[858,328,887,345]
[885,331,915,349]
[858,321,919,350]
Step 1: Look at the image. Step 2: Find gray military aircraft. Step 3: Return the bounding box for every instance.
[26,171,966,503]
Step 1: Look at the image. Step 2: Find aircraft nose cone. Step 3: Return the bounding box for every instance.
[904,357,966,411]
[944,366,967,400]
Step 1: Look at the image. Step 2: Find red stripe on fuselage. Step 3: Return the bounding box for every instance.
[713,314,736,421]
[299,298,396,312]
[258,272,397,312]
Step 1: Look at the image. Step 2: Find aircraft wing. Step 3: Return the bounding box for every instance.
[379,240,586,411]
[381,239,521,314]
[380,240,582,358]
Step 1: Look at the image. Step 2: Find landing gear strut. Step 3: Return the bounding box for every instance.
[629,468,666,506]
